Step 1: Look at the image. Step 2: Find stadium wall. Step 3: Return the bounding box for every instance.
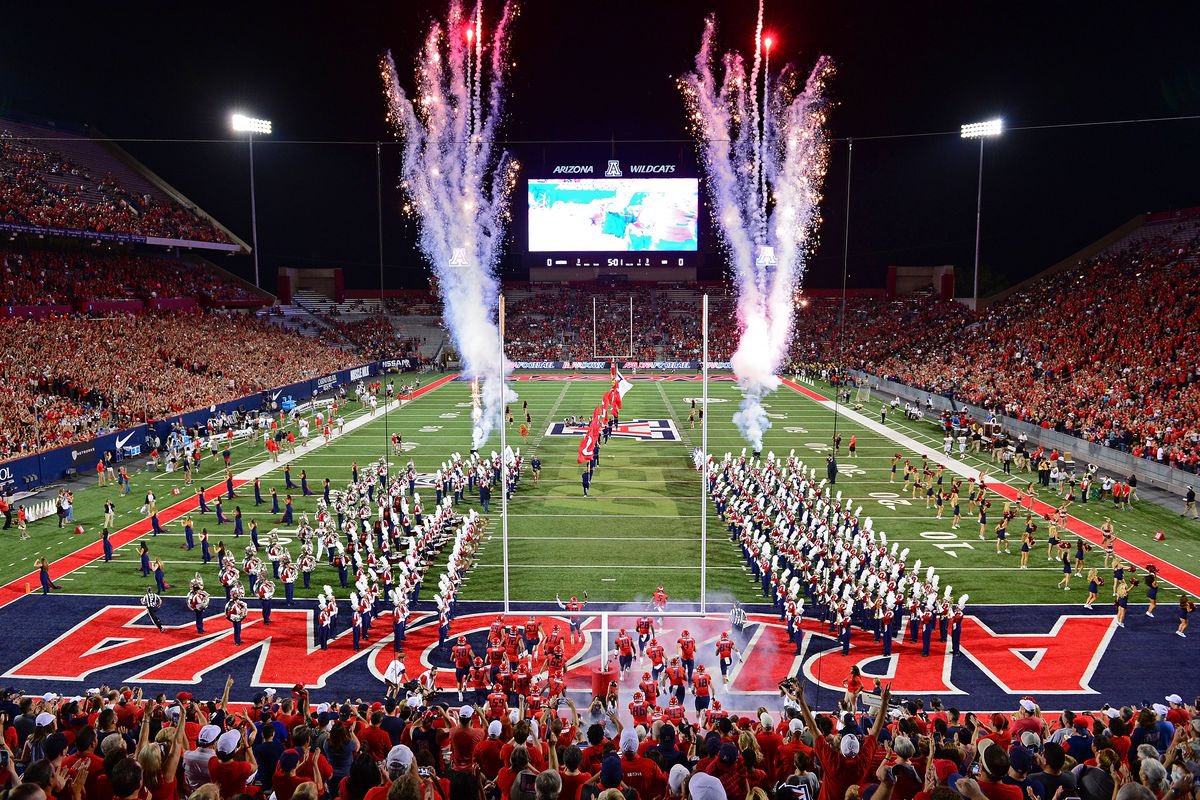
[0,363,385,494]
[852,369,1195,496]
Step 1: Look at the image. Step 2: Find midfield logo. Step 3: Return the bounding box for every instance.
[545,418,680,442]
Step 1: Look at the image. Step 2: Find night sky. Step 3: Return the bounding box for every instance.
[2,1,1198,292]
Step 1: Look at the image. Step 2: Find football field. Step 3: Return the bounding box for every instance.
[6,371,1200,607]
[5,371,1200,709]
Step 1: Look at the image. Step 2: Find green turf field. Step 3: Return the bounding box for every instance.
[5,372,1200,607]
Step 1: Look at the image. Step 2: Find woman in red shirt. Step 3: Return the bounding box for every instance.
[138,711,188,800]
[843,666,865,711]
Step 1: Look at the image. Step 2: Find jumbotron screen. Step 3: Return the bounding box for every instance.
[528,178,699,253]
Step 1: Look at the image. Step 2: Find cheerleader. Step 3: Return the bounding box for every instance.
[1046,520,1060,561]
[1111,560,1125,596]
[1145,566,1159,617]
[977,500,990,540]
[890,453,901,483]
[995,517,1011,555]
[1019,529,1035,569]
[1100,518,1116,567]
[1057,551,1073,591]
[1085,569,1102,609]
[935,490,945,520]
[901,461,912,495]
[1114,581,1129,627]
[1177,597,1194,638]
[1074,538,1088,572]
[950,485,961,530]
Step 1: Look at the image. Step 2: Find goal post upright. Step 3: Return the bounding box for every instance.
[700,293,708,614]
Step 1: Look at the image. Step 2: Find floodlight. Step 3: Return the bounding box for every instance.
[960,119,1002,139]
[231,113,272,135]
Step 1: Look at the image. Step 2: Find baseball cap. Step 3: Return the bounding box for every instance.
[42,692,59,702]
[35,712,55,727]
[619,729,639,753]
[387,744,414,771]
[718,742,739,764]
[1103,708,1122,719]
[688,772,728,800]
[176,691,194,702]
[788,719,804,733]
[1019,699,1036,713]
[668,764,690,795]
[1008,745,1035,774]
[840,734,860,757]
[279,750,300,773]
[198,724,222,745]
[1167,694,1184,705]
[216,729,242,755]
[1020,731,1043,748]
[1152,703,1169,717]
[487,720,502,737]
[459,705,474,718]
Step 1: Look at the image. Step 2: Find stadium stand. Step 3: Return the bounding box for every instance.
[0,312,362,459]
[0,245,264,307]
[0,682,1192,800]
[0,118,234,243]
[867,215,1200,472]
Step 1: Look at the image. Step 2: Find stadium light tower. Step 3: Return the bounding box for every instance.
[231,113,272,287]
[961,118,1001,310]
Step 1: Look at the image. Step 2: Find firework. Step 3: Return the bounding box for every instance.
[680,0,833,451]
[382,1,520,450]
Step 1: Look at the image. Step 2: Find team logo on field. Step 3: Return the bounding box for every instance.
[545,419,680,441]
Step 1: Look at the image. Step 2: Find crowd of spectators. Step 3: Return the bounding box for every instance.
[0,311,360,459]
[324,318,427,364]
[0,130,230,242]
[501,217,1200,472]
[504,289,738,362]
[0,681,1197,800]
[0,247,262,306]
[866,221,1200,472]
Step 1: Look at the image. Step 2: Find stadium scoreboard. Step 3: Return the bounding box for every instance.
[521,157,704,278]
